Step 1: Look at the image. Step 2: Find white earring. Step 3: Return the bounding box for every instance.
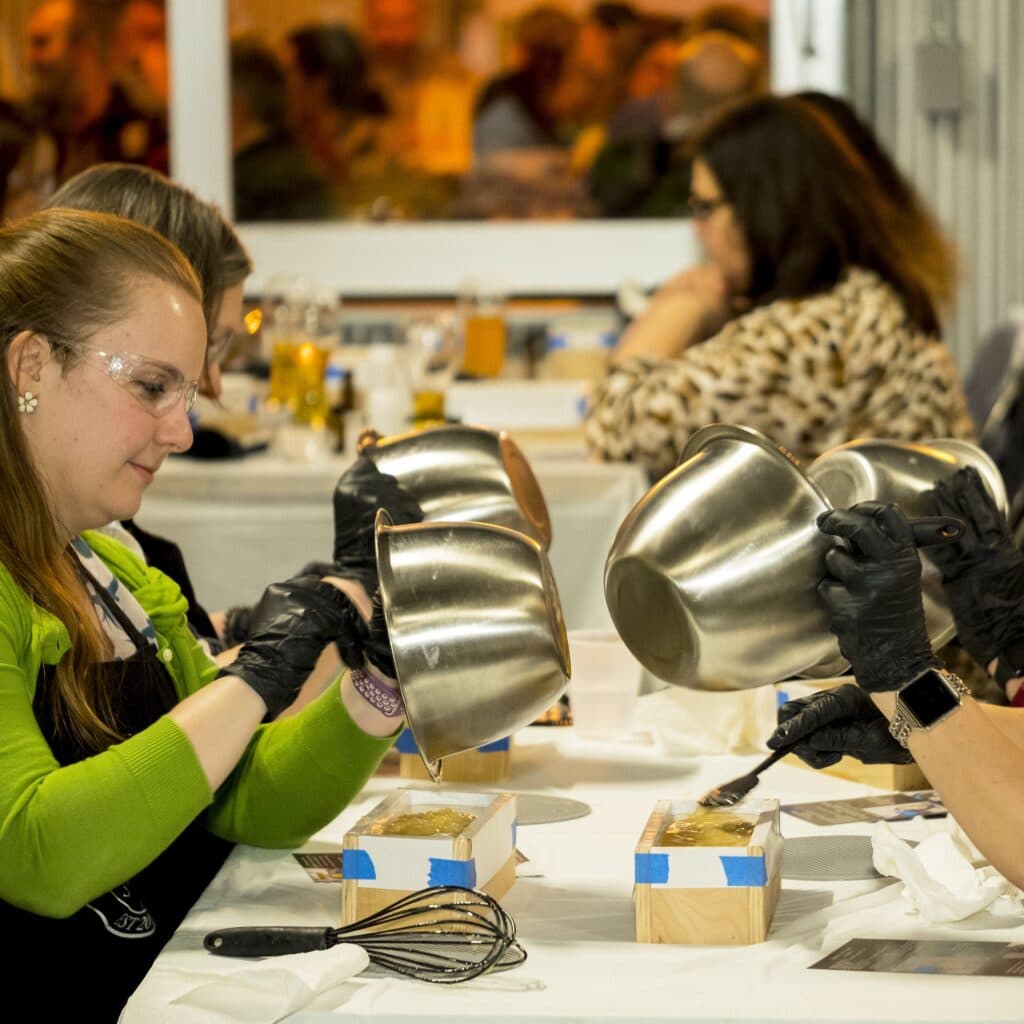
[17,391,38,414]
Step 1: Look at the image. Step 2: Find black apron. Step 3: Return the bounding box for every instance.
[0,567,233,1022]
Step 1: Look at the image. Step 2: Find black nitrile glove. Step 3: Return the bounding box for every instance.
[333,590,397,679]
[926,465,1024,676]
[817,502,939,692]
[222,561,333,647]
[220,574,368,718]
[767,684,913,768]
[332,456,423,594]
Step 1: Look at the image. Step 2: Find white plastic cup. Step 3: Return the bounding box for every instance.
[568,629,643,740]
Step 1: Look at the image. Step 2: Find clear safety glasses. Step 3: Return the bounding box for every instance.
[74,347,199,417]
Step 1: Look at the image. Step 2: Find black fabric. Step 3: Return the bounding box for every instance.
[120,518,218,642]
[0,572,232,1022]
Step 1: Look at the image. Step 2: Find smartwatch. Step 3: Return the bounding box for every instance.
[888,667,969,748]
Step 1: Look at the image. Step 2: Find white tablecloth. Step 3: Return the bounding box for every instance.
[135,448,648,631]
[122,723,1024,1024]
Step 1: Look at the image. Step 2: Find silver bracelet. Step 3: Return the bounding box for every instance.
[350,667,404,718]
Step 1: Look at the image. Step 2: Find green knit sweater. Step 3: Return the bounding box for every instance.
[0,531,393,918]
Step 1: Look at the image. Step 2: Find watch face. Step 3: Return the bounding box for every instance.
[900,669,960,726]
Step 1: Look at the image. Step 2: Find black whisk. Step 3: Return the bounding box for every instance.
[204,885,526,984]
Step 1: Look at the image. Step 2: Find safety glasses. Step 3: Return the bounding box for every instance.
[73,347,199,417]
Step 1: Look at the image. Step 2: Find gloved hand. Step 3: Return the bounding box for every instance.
[767,684,914,768]
[220,574,368,718]
[332,456,423,594]
[817,502,938,692]
[221,560,333,647]
[331,588,397,678]
[926,466,1024,679]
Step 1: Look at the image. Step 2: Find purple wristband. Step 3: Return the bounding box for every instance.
[350,667,404,718]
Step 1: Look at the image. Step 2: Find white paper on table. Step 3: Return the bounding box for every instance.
[871,821,1024,923]
[120,942,369,1024]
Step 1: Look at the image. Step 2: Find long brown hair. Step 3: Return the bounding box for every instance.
[793,90,957,313]
[0,208,201,753]
[689,94,947,335]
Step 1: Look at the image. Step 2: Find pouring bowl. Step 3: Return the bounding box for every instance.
[358,424,551,548]
[805,437,1007,669]
[604,424,838,690]
[375,510,570,779]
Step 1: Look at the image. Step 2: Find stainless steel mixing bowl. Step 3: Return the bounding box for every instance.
[375,510,570,779]
[603,424,838,690]
[358,424,551,548]
[804,437,1008,666]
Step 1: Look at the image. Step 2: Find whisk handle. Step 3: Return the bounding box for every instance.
[204,926,334,957]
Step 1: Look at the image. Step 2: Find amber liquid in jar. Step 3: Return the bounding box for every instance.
[461,315,506,378]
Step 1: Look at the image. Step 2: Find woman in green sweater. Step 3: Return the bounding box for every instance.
[0,208,404,1020]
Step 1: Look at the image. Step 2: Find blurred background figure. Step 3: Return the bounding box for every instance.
[589,2,766,217]
[0,98,56,221]
[460,3,593,219]
[472,3,577,156]
[231,38,332,222]
[282,23,389,190]
[553,2,646,173]
[23,0,167,183]
[108,0,169,119]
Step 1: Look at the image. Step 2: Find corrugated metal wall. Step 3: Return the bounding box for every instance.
[847,0,1024,373]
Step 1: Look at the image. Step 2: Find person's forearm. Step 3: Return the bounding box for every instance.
[168,675,266,789]
[979,701,1024,749]
[612,293,712,365]
[872,692,1024,888]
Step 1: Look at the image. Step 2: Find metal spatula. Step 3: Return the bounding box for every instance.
[697,744,795,808]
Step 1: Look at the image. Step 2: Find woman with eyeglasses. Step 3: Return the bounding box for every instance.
[585,93,975,479]
[42,163,421,709]
[37,165,253,642]
[47,163,251,402]
[0,208,404,1021]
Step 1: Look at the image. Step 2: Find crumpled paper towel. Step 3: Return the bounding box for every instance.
[872,821,1024,923]
[120,941,369,1024]
[633,685,779,755]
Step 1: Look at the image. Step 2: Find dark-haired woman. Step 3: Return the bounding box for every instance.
[585,94,974,479]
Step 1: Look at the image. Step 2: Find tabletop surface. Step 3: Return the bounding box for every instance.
[121,722,1024,1024]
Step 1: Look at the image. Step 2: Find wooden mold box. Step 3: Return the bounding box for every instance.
[395,728,512,783]
[341,787,517,925]
[774,681,929,790]
[634,798,782,946]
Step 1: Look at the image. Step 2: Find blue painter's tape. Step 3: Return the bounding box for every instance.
[395,728,419,754]
[635,852,669,885]
[341,849,376,880]
[721,855,766,887]
[776,688,789,708]
[511,820,517,848]
[478,736,510,753]
[428,858,476,888]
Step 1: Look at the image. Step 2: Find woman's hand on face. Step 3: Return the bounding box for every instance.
[653,265,734,339]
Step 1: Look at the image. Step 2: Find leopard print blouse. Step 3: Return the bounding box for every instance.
[585,268,976,479]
